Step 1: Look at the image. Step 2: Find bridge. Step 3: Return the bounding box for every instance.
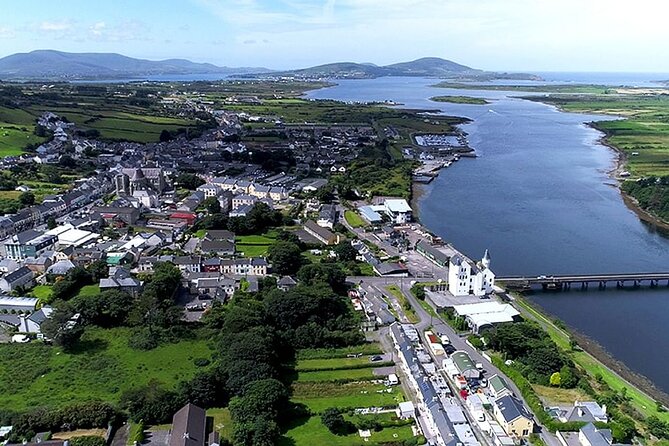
[498,273,669,291]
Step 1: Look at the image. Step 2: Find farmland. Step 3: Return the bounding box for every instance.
[0,327,213,411]
[281,345,416,446]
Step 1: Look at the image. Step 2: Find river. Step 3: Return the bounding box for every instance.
[306,76,669,394]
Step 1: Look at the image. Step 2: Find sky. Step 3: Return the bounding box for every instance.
[1,0,668,72]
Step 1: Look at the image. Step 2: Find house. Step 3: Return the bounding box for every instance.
[493,395,534,438]
[304,220,340,246]
[488,374,513,400]
[416,240,450,267]
[302,178,328,192]
[384,199,412,224]
[452,302,520,334]
[448,250,495,297]
[196,183,221,198]
[575,422,622,446]
[99,267,143,296]
[18,306,54,333]
[277,276,297,291]
[232,194,257,210]
[358,206,383,224]
[193,277,238,299]
[317,204,338,229]
[174,256,202,273]
[0,266,34,292]
[47,259,76,276]
[373,262,409,277]
[200,239,235,256]
[559,401,608,424]
[219,258,268,276]
[397,401,415,420]
[24,255,52,273]
[92,206,140,225]
[168,403,206,446]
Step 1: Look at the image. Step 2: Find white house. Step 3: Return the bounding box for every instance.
[384,199,412,224]
[448,250,495,297]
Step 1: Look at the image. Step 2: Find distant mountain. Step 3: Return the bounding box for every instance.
[0,50,271,80]
[253,57,541,80]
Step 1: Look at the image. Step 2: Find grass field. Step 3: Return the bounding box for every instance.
[0,106,45,157]
[344,210,366,228]
[296,367,377,383]
[0,327,213,411]
[292,381,404,413]
[279,415,414,446]
[235,234,277,257]
[532,384,590,405]
[296,356,385,371]
[77,284,101,297]
[433,82,615,94]
[297,344,383,360]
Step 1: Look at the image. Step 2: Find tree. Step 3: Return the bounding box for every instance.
[18,191,35,206]
[333,241,357,262]
[71,289,133,327]
[159,129,172,142]
[175,172,204,190]
[297,263,346,293]
[647,416,669,439]
[69,436,106,446]
[46,217,57,230]
[321,408,354,435]
[549,372,561,387]
[410,283,426,300]
[203,197,221,214]
[40,305,84,350]
[610,415,637,443]
[267,241,303,276]
[120,381,182,424]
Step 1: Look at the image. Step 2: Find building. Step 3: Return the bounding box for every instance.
[277,276,297,291]
[3,230,58,260]
[397,401,415,419]
[358,205,383,224]
[451,301,520,334]
[384,199,412,224]
[448,351,480,379]
[168,403,206,446]
[416,240,449,267]
[488,374,513,400]
[0,296,38,313]
[317,204,338,229]
[493,395,534,438]
[304,220,340,245]
[99,267,143,296]
[0,266,34,292]
[448,250,495,297]
[121,168,167,194]
[18,306,54,333]
[559,401,608,424]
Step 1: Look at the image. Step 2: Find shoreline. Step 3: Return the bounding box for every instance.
[407,113,669,410]
[520,294,669,407]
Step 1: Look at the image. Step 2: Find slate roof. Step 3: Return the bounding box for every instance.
[495,395,533,423]
[169,404,207,446]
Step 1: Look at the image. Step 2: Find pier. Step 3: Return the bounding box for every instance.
[498,273,669,291]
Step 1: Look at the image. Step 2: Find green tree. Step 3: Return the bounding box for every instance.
[321,408,354,436]
[203,197,221,214]
[40,304,84,350]
[46,217,57,230]
[267,241,303,276]
[159,129,172,142]
[333,241,357,262]
[18,191,35,206]
[175,172,204,190]
[549,372,561,387]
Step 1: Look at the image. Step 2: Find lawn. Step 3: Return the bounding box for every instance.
[532,384,590,405]
[292,381,404,413]
[297,344,383,360]
[0,327,213,411]
[279,415,414,446]
[207,408,233,442]
[77,284,101,297]
[30,284,53,301]
[296,367,378,383]
[235,234,277,257]
[296,356,387,372]
[344,210,366,228]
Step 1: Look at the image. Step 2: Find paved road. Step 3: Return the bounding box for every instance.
[352,275,561,446]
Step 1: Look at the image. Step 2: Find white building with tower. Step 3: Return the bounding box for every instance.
[448,250,495,297]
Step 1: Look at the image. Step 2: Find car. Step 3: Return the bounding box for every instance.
[444,344,457,355]
[370,355,384,362]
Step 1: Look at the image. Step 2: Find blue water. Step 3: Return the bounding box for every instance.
[307,76,669,393]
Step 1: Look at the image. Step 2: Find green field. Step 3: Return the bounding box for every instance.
[77,284,101,297]
[297,344,383,360]
[296,367,377,383]
[292,381,404,413]
[279,415,414,446]
[207,408,233,442]
[296,356,385,371]
[0,327,213,411]
[385,285,419,324]
[30,284,53,301]
[430,95,490,105]
[344,210,366,228]
[235,234,277,257]
[0,106,45,157]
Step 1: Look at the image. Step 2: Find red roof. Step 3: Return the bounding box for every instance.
[170,212,196,220]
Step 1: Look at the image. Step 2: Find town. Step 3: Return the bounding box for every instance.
[0,80,652,446]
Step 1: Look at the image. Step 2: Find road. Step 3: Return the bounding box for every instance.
[352,275,562,446]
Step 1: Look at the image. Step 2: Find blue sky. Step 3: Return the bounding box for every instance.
[1,0,668,72]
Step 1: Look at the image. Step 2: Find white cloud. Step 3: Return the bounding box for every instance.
[39,20,74,32]
[0,27,15,39]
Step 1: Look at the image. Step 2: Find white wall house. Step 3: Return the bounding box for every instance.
[448,250,495,297]
[384,199,412,224]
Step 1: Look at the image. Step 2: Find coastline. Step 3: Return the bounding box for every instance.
[587,121,669,232]
[519,294,669,407]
